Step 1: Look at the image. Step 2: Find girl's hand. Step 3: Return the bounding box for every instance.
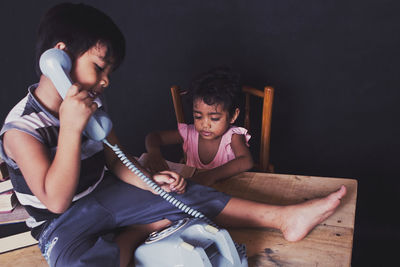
[143,152,170,173]
[59,84,98,134]
[152,170,186,194]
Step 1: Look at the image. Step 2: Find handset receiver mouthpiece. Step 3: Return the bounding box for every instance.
[84,110,113,141]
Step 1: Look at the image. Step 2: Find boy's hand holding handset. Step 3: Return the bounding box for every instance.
[59,83,98,135]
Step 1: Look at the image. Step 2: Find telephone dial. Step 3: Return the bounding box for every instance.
[39,48,248,267]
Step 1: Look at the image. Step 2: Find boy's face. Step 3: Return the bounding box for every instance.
[193,99,233,140]
[70,42,113,98]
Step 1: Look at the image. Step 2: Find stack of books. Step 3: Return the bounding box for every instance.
[0,158,8,182]
[0,157,37,254]
[0,157,15,214]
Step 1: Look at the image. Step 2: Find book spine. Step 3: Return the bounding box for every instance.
[0,158,9,181]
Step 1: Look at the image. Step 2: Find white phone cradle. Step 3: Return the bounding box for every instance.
[134,218,248,267]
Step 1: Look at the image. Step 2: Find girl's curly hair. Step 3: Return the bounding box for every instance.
[190,67,240,118]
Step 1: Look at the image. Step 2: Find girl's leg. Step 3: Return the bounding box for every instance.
[215,185,346,242]
[116,220,170,267]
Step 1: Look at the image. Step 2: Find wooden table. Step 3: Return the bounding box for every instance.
[212,172,357,267]
[0,172,357,267]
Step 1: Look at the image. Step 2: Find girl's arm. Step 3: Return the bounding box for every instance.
[104,129,186,194]
[144,129,184,173]
[190,134,253,186]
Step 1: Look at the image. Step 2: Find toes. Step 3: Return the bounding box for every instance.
[330,185,347,201]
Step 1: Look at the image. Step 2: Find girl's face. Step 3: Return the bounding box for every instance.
[70,42,113,98]
[193,99,239,140]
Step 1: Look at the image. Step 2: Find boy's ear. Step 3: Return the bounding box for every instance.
[54,42,67,50]
[230,108,240,124]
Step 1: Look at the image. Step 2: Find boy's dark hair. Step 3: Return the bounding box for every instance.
[191,67,241,118]
[35,3,125,76]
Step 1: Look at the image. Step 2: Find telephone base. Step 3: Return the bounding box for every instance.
[134,218,248,267]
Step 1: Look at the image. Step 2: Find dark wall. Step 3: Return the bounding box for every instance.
[1,1,399,265]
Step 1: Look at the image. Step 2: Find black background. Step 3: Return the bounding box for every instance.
[1,1,399,266]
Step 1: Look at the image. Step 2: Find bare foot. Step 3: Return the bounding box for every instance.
[280,185,347,242]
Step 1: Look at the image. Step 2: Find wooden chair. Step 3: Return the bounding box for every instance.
[170,85,274,172]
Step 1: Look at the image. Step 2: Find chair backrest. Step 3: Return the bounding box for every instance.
[170,85,186,124]
[170,85,274,172]
[242,85,274,172]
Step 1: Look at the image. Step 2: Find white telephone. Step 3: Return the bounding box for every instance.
[39,48,248,267]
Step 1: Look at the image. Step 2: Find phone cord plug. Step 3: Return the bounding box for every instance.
[103,139,206,219]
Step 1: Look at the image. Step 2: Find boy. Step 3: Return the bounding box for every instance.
[0,3,346,267]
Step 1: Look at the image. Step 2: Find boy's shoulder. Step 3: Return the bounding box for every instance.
[0,85,58,165]
[2,86,54,128]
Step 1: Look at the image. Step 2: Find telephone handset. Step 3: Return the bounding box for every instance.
[39,48,112,141]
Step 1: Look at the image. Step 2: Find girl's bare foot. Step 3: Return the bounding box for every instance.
[280,185,347,242]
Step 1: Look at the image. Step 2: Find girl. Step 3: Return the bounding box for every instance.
[145,68,253,186]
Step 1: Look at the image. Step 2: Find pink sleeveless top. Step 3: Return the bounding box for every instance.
[178,123,251,169]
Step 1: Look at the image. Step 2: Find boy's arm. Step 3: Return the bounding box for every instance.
[189,134,253,186]
[3,127,83,214]
[104,129,186,194]
[2,85,97,214]
[144,130,183,173]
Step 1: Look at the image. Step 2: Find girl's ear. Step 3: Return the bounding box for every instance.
[230,108,240,124]
[54,42,67,50]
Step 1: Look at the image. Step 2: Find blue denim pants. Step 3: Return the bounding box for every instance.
[37,174,230,267]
